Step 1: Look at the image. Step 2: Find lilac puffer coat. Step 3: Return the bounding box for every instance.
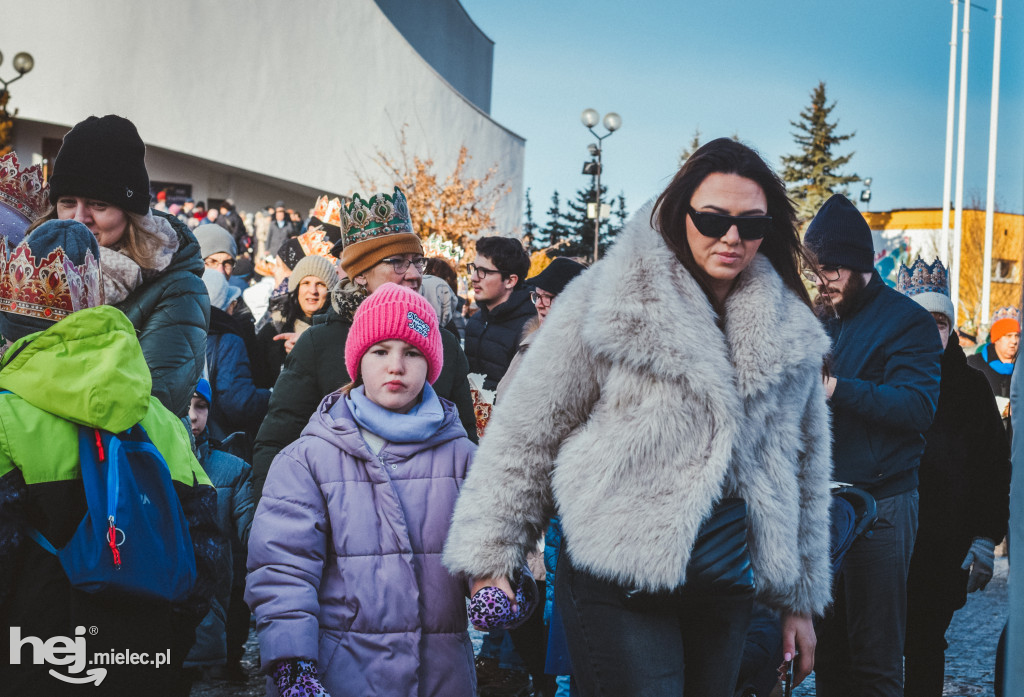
[245,390,477,697]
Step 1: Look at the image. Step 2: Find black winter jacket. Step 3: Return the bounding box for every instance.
[917,337,1011,551]
[207,307,271,442]
[464,288,535,390]
[116,211,210,418]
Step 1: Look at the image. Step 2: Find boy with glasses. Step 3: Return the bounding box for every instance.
[465,236,534,390]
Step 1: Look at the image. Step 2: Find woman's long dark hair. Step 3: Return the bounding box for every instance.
[651,138,812,312]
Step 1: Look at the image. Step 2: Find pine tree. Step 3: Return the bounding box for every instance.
[679,128,702,167]
[780,81,859,224]
[540,191,572,252]
[561,184,624,259]
[522,188,538,250]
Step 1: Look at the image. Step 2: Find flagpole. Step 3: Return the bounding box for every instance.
[981,0,1003,323]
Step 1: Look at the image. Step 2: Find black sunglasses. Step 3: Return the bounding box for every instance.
[688,207,772,241]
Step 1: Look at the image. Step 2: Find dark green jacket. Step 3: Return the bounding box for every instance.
[252,302,477,498]
[116,210,210,418]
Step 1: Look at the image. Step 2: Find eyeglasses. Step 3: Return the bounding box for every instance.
[802,266,843,284]
[530,291,555,307]
[378,256,427,274]
[468,263,502,279]
[204,258,235,271]
[688,207,772,241]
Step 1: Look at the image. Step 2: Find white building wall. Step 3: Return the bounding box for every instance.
[1,0,524,233]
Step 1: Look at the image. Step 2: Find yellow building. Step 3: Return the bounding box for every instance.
[863,208,1023,332]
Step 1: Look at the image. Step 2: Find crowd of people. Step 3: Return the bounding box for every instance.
[0,118,1015,697]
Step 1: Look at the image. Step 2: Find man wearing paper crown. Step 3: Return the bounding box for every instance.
[895,258,1011,697]
[252,186,477,497]
[0,220,226,695]
[967,305,1020,412]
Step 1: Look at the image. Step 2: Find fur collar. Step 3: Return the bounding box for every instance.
[579,200,828,399]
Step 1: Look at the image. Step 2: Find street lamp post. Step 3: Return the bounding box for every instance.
[0,50,36,156]
[580,108,621,262]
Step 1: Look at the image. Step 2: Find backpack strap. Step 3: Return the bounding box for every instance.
[26,526,59,555]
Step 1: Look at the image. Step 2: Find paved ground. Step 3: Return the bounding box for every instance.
[196,558,1009,696]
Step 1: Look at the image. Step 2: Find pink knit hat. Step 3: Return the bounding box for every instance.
[345,283,443,384]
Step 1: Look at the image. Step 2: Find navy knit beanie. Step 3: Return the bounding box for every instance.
[48,115,152,215]
[803,194,875,273]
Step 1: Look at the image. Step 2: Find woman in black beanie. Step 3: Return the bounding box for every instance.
[26,114,209,419]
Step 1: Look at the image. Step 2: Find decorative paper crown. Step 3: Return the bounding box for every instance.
[312,195,343,228]
[992,305,1021,325]
[423,233,465,263]
[0,152,49,222]
[0,236,102,322]
[341,186,414,246]
[896,258,949,298]
[296,227,338,263]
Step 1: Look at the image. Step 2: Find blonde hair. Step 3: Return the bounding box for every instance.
[27,205,165,270]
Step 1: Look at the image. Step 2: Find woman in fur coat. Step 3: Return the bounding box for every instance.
[443,138,833,697]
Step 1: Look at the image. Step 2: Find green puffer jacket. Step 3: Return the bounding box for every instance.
[116,210,210,418]
[0,306,226,693]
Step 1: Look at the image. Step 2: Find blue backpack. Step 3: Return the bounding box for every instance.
[27,425,197,602]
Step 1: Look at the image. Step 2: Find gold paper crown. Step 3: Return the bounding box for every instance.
[296,228,339,263]
[0,236,102,322]
[340,187,414,246]
[312,195,343,228]
[0,152,49,222]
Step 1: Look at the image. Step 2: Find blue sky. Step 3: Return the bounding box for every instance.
[461,0,1024,223]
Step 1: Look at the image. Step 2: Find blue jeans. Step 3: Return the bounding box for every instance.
[554,553,753,697]
[816,489,920,697]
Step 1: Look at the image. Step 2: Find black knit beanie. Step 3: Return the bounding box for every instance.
[48,115,151,215]
[803,194,875,273]
[527,257,587,296]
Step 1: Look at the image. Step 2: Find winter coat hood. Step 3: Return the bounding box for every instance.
[302,386,469,461]
[0,306,151,432]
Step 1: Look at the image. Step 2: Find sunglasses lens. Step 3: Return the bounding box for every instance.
[691,211,731,238]
[691,210,770,240]
[736,218,770,241]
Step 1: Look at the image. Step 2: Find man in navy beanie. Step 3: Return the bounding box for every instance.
[805,194,943,697]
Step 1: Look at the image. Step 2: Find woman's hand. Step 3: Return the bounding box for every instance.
[274,332,299,354]
[471,576,516,605]
[780,611,816,686]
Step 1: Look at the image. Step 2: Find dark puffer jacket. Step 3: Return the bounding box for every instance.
[464,288,535,390]
[116,210,210,418]
[252,289,478,498]
[207,307,271,442]
[916,337,1011,550]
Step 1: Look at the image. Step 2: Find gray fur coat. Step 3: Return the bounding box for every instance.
[443,202,834,615]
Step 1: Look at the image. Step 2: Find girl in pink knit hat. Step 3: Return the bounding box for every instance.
[246,282,478,697]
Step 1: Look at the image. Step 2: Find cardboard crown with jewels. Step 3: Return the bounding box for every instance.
[896,258,949,298]
[896,258,955,322]
[0,152,49,245]
[0,236,102,322]
[341,186,414,247]
[312,195,344,229]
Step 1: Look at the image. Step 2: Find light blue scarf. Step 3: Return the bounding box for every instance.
[346,382,445,443]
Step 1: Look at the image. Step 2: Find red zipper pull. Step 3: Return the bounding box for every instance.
[94,430,105,462]
[107,517,121,568]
